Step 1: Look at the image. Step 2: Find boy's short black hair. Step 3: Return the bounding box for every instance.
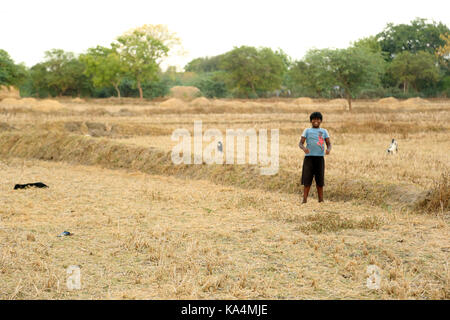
[310,111,323,122]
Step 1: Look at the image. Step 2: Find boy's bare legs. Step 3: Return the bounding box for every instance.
[302,185,311,203]
[317,186,324,202]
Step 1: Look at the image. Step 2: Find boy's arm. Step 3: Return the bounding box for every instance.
[325,137,332,155]
[299,136,310,154]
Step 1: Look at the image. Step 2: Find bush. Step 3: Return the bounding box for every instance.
[143,80,170,98]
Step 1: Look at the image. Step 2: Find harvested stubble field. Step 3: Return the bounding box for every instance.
[0,97,448,299]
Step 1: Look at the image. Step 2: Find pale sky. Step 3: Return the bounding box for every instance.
[1,0,449,71]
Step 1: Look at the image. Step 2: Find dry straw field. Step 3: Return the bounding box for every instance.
[0,96,448,299]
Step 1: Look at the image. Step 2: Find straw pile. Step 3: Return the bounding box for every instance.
[21,97,37,105]
[32,99,63,112]
[0,98,26,108]
[72,97,85,103]
[189,97,211,107]
[169,86,200,101]
[0,85,20,100]
[377,97,399,105]
[160,98,186,108]
[401,97,429,107]
[0,97,63,112]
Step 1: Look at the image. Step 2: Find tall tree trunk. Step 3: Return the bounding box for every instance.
[137,80,143,99]
[403,81,407,93]
[114,83,121,99]
[250,82,256,97]
[346,90,352,112]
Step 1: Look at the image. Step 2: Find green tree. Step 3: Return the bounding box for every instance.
[43,49,74,95]
[288,49,335,97]
[115,25,178,99]
[299,47,384,110]
[387,51,440,93]
[28,49,90,97]
[41,49,89,96]
[191,72,229,98]
[27,63,51,97]
[330,47,385,110]
[220,46,287,97]
[352,36,384,54]
[80,45,127,98]
[0,49,27,87]
[289,47,384,107]
[377,18,449,60]
[184,55,224,73]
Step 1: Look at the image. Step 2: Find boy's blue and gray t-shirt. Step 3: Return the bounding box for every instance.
[301,128,329,156]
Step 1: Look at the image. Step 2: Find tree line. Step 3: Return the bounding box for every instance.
[1,18,449,108]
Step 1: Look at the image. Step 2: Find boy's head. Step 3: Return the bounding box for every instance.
[309,111,323,128]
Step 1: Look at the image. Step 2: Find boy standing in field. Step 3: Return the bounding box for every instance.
[299,112,332,203]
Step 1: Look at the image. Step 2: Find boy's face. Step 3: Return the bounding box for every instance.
[311,118,322,128]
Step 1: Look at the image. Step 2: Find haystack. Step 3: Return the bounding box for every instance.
[293,97,314,105]
[401,97,429,106]
[0,98,25,106]
[189,97,211,107]
[21,97,37,105]
[169,86,200,101]
[72,97,85,103]
[378,97,399,104]
[160,98,187,108]
[32,99,63,112]
[0,85,20,100]
[0,98,30,110]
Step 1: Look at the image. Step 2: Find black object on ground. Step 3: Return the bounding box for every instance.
[14,182,49,190]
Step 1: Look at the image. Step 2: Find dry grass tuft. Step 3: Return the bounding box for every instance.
[329,99,348,106]
[0,122,15,132]
[243,101,263,108]
[299,212,383,234]
[293,97,314,105]
[415,172,449,215]
[275,101,290,109]
[85,122,109,137]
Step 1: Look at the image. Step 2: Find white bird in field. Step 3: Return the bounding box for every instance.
[386,139,398,154]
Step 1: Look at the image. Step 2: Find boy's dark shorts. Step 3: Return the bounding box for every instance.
[301,156,325,187]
